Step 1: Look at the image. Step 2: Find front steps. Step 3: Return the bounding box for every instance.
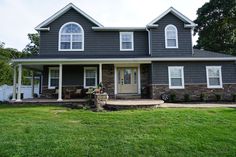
[115,94,141,99]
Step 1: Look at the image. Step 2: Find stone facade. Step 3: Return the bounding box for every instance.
[102,64,115,98]
[151,84,236,101]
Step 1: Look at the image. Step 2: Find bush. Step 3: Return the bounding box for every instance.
[215,94,222,101]
[232,94,236,102]
[170,93,176,102]
[200,93,207,102]
[184,94,191,102]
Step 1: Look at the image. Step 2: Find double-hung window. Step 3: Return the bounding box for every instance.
[206,66,222,88]
[120,32,134,51]
[84,67,97,88]
[48,67,59,89]
[168,66,184,89]
[165,24,178,48]
[59,22,84,51]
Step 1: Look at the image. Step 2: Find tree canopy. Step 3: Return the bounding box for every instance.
[194,0,236,55]
[23,33,39,55]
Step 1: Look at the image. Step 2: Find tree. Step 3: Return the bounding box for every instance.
[194,0,236,55]
[0,41,5,48]
[23,33,39,55]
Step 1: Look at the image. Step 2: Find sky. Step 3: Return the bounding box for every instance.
[0,0,209,51]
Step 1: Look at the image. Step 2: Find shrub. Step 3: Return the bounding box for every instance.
[232,94,236,102]
[200,93,206,102]
[184,94,191,102]
[170,93,176,102]
[215,94,222,101]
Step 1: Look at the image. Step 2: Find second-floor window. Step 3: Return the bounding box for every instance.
[59,22,84,51]
[120,32,134,51]
[165,24,178,48]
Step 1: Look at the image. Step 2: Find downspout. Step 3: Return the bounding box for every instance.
[146,27,151,56]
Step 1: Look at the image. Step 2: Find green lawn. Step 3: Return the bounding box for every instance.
[0,105,235,157]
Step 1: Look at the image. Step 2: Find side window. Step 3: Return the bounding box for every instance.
[84,67,97,88]
[48,67,59,89]
[59,22,84,51]
[206,66,222,88]
[120,32,134,51]
[165,24,178,48]
[168,66,184,89]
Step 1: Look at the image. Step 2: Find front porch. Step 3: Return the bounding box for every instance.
[11,61,152,102]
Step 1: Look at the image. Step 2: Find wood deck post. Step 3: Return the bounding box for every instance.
[12,66,17,101]
[16,64,22,102]
[57,64,63,101]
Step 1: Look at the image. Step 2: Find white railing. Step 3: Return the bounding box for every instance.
[0,84,40,101]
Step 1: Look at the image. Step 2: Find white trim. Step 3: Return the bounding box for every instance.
[35,3,103,30]
[92,27,145,31]
[120,32,134,51]
[138,64,141,94]
[114,65,117,95]
[206,66,223,89]
[148,7,197,27]
[99,63,102,83]
[146,27,151,55]
[168,66,185,89]
[58,22,84,51]
[12,57,236,64]
[12,66,17,101]
[84,67,97,88]
[16,64,22,102]
[165,24,178,48]
[57,64,63,101]
[36,27,50,31]
[48,67,59,89]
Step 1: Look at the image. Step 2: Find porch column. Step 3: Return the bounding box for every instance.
[12,66,17,101]
[16,64,22,102]
[99,63,102,83]
[138,64,141,94]
[57,64,63,101]
[31,71,34,98]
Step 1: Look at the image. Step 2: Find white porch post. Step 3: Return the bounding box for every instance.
[138,64,141,94]
[12,66,17,101]
[99,63,102,83]
[31,71,35,98]
[57,64,63,101]
[114,65,117,95]
[16,64,22,102]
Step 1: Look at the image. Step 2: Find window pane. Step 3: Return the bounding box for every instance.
[50,69,59,77]
[171,78,182,86]
[61,24,81,33]
[170,68,181,78]
[167,31,176,39]
[72,35,82,42]
[167,39,176,47]
[61,24,72,33]
[166,26,175,31]
[86,69,96,78]
[209,78,220,86]
[60,42,70,49]
[61,35,70,42]
[122,42,132,49]
[124,69,131,84]
[72,42,82,49]
[51,78,59,87]
[86,78,96,86]
[122,34,132,42]
[208,68,220,77]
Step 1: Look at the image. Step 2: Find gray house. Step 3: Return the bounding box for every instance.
[12,3,236,102]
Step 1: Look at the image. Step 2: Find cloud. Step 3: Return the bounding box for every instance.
[0,0,208,50]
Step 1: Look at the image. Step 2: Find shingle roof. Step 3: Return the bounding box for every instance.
[193,49,234,58]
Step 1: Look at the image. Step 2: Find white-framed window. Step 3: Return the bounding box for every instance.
[59,22,84,51]
[84,67,97,88]
[206,66,223,88]
[165,24,178,48]
[120,32,134,51]
[168,66,184,89]
[48,67,59,89]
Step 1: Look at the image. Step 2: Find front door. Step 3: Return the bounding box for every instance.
[117,67,138,94]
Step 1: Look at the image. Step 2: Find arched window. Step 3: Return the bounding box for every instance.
[165,24,178,48]
[59,22,84,51]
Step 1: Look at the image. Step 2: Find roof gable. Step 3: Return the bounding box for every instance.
[148,7,197,28]
[35,3,103,30]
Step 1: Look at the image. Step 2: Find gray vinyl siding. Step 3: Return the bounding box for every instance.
[150,13,193,57]
[151,61,236,85]
[40,8,148,57]
[42,65,99,87]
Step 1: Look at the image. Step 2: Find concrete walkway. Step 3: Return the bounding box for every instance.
[160,103,236,108]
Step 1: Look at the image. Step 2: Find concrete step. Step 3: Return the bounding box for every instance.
[115,94,141,99]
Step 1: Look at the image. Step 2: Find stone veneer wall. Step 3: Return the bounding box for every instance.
[102,64,115,98]
[151,84,236,101]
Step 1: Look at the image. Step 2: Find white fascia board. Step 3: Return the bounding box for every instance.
[92,27,146,31]
[12,57,236,65]
[35,3,103,30]
[148,7,196,26]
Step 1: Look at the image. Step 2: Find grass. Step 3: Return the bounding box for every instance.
[0,105,235,157]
